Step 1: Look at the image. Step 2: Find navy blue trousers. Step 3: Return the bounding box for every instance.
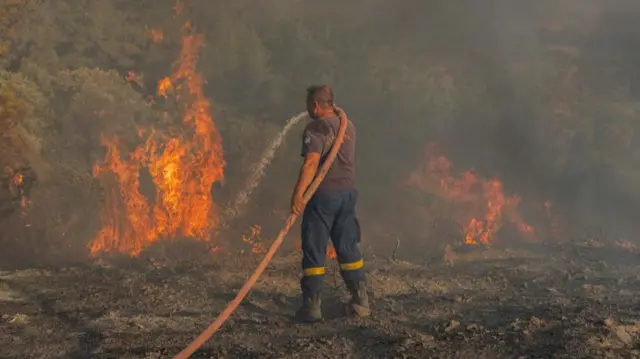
[300,189,365,295]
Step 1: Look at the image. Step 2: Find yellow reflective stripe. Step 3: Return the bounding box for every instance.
[303,267,326,276]
[339,259,364,271]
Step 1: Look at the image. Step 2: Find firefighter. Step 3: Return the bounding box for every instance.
[290,85,369,323]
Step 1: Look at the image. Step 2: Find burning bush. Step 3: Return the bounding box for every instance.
[0,67,164,265]
[0,71,47,218]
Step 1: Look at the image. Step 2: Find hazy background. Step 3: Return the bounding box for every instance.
[2,0,640,265]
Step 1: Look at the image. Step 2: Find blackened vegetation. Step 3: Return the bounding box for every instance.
[1,243,640,358]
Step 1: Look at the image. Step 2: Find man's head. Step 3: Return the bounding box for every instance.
[306,85,335,120]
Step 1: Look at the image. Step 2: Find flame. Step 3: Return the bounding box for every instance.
[407,143,534,246]
[14,173,29,216]
[462,179,505,245]
[241,225,267,254]
[326,245,337,260]
[6,169,30,216]
[13,172,23,186]
[148,28,164,43]
[90,22,224,257]
[158,77,172,98]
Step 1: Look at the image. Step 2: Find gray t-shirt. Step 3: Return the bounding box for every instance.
[301,116,356,194]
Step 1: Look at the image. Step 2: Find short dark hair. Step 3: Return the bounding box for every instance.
[306,85,334,107]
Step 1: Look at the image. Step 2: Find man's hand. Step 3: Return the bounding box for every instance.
[291,193,305,215]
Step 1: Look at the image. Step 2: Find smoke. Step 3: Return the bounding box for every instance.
[3,0,640,265]
[447,0,640,241]
[221,111,307,227]
[340,0,640,245]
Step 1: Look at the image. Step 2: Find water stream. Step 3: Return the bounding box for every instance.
[221,111,307,227]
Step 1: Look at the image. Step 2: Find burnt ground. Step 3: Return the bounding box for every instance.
[1,241,640,359]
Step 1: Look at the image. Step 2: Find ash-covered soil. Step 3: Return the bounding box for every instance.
[1,241,640,359]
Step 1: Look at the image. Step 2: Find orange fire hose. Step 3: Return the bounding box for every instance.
[172,110,348,359]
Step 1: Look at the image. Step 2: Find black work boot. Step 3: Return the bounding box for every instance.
[295,293,323,323]
[345,281,371,317]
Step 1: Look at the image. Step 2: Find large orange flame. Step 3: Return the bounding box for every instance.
[90,22,225,257]
[407,143,534,246]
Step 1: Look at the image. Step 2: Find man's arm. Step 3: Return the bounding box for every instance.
[291,124,325,214]
[292,153,321,200]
